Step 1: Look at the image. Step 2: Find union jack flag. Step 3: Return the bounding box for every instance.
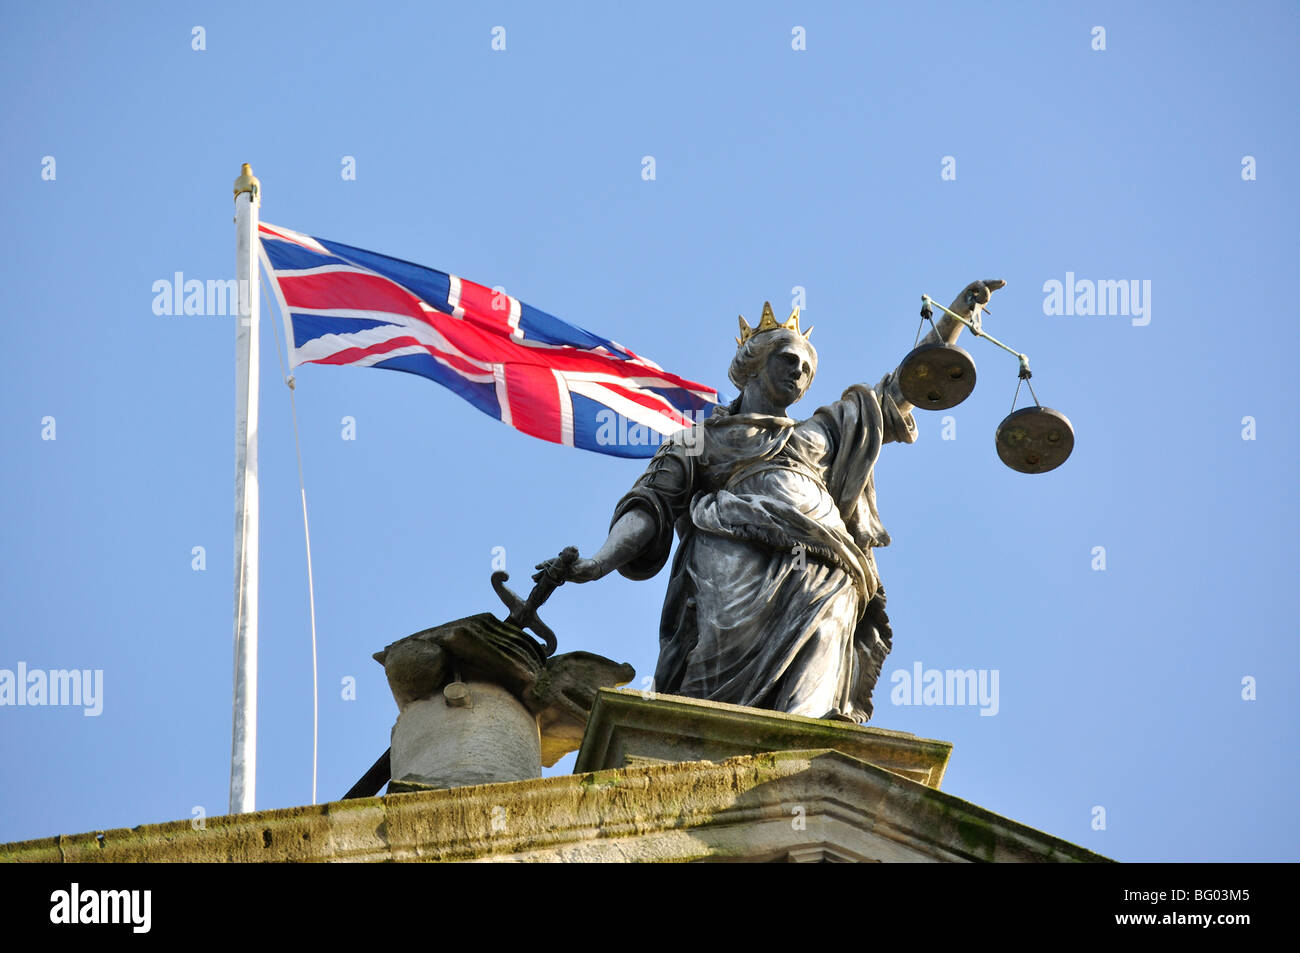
[258,222,718,457]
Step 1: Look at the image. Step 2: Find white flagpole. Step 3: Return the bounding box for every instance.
[230,163,261,814]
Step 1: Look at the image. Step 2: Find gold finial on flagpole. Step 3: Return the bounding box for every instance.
[234,163,260,205]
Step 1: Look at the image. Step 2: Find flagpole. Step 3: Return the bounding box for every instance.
[230,163,261,814]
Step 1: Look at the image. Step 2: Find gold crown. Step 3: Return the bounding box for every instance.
[736,302,813,347]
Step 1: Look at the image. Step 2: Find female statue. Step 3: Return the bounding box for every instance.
[536,279,1004,723]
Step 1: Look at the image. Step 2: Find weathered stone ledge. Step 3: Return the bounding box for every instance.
[0,749,1111,863]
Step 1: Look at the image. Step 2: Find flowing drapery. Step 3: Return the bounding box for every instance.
[611,377,916,722]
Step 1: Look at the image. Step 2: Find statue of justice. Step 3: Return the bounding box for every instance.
[529,278,1074,724]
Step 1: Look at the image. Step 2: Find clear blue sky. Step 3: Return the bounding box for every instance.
[2,1,1296,861]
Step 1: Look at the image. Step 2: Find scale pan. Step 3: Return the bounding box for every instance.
[995,406,1074,474]
[897,342,977,411]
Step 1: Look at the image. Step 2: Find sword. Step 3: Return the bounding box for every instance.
[489,545,579,657]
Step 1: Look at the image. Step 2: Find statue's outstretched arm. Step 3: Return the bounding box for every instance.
[887,278,1005,416]
[534,508,657,584]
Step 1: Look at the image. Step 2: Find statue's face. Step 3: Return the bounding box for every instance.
[758,341,814,408]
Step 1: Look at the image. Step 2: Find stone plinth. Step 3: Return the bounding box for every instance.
[575,689,952,789]
[390,682,541,790]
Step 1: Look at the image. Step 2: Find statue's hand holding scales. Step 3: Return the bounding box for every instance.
[934,278,1006,345]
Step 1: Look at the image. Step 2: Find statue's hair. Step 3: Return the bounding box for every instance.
[727,328,819,393]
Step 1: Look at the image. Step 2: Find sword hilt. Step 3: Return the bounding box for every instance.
[489,546,579,657]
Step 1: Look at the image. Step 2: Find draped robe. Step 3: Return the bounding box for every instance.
[611,375,917,723]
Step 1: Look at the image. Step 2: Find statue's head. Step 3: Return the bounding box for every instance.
[730,303,818,407]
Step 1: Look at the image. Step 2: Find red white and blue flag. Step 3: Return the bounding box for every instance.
[258,222,717,458]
